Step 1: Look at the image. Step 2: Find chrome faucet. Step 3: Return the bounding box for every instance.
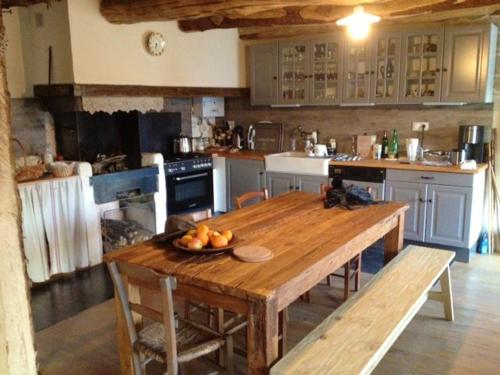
[290,125,319,151]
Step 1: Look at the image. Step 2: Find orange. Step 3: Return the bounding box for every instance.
[221,230,233,242]
[187,229,197,237]
[187,237,203,250]
[210,235,228,249]
[197,224,210,235]
[196,233,209,247]
[180,235,192,246]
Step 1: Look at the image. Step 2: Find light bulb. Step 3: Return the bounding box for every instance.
[336,6,380,40]
[348,23,370,40]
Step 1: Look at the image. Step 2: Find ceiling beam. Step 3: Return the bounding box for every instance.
[180,1,500,33]
[99,0,376,24]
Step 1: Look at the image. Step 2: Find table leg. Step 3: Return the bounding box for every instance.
[384,212,405,264]
[247,298,279,374]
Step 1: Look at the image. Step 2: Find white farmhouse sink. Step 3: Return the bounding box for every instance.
[265,151,332,176]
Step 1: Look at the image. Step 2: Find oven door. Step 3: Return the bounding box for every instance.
[166,169,214,214]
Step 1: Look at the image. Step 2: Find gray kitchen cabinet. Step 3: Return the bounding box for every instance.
[296,175,328,194]
[249,43,279,105]
[400,27,445,103]
[226,159,266,210]
[342,38,371,104]
[267,172,327,197]
[385,169,485,253]
[385,181,427,242]
[266,172,296,197]
[441,24,497,103]
[278,41,310,105]
[425,184,472,248]
[309,37,343,105]
[370,31,401,104]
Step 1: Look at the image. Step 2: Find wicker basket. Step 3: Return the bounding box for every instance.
[49,161,76,178]
[12,138,45,182]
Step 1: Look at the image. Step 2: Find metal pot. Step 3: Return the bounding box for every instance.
[173,136,192,154]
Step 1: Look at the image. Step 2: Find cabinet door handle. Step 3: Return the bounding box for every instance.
[273,76,277,80]
[289,185,294,191]
[420,176,434,180]
[259,172,264,175]
[428,199,433,204]
[295,186,300,190]
[419,198,425,203]
[442,68,448,73]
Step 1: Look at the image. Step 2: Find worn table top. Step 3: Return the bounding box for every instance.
[330,159,487,174]
[105,192,408,306]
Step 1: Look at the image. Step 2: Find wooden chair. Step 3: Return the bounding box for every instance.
[108,260,237,375]
[235,188,269,209]
[303,184,364,302]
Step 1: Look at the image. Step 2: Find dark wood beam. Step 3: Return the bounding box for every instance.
[2,0,54,8]
[33,84,249,98]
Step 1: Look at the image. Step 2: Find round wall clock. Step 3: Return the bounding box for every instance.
[146,32,166,56]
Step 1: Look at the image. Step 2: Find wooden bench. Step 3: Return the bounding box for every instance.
[271,245,455,375]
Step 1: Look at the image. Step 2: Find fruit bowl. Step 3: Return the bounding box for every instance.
[172,235,238,254]
[171,225,237,254]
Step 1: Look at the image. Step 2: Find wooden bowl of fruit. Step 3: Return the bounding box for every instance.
[172,224,237,254]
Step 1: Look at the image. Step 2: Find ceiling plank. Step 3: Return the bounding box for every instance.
[180,0,500,33]
[239,8,500,40]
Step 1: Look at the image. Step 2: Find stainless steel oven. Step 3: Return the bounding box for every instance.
[165,157,213,215]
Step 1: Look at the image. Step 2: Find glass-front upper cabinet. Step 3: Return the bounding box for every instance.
[310,37,342,105]
[371,31,401,104]
[343,39,371,103]
[400,28,444,103]
[278,42,310,105]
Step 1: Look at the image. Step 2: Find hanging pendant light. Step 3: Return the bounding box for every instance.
[336,6,381,40]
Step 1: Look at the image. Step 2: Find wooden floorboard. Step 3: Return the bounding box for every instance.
[35,253,500,374]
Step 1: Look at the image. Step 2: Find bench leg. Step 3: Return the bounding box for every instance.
[440,266,454,321]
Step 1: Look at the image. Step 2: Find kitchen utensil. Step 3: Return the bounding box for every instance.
[233,246,273,263]
[173,136,192,154]
[450,149,466,165]
[171,235,238,254]
[405,138,419,162]
[314,144,328,157]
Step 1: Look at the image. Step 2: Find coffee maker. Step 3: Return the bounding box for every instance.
[458,125,490,163]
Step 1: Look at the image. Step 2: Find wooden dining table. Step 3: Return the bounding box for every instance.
[104,191,408,374]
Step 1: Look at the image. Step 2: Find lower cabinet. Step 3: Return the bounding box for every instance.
[266,172,327,197]
[385,181,427,242]
[226,159,266,211]
[385,170,482,249]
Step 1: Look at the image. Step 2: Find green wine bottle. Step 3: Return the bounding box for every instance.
[388,129,399,159]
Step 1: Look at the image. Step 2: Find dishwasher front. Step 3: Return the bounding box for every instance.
[329,165,386,201]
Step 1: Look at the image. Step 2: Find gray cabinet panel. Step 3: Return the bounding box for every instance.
[442,25,491,103]
[385,181,427,241]
[250,43,279,105]
[226,159,266,210]
[266,172,295,197]
[296,175,328,194]
[399,28,444,103]
[425,184,471,247]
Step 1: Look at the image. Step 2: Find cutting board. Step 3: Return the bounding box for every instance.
[356,135,377,158]
[233,246,273,263]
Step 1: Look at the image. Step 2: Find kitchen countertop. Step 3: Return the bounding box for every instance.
[204,149,269,161]
[329,159,488,174]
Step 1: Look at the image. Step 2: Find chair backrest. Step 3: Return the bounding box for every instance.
[235,188,269,209]
[107,261,178,370]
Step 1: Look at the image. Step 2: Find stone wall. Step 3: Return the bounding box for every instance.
[224,97,494,154]
[10,98,49,157]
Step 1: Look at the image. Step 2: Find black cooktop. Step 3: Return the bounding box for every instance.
[164,152,209,163]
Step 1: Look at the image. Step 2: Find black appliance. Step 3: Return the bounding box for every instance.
[458,125,490,163]
[165,154,213,215]
[329,165,386,200]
